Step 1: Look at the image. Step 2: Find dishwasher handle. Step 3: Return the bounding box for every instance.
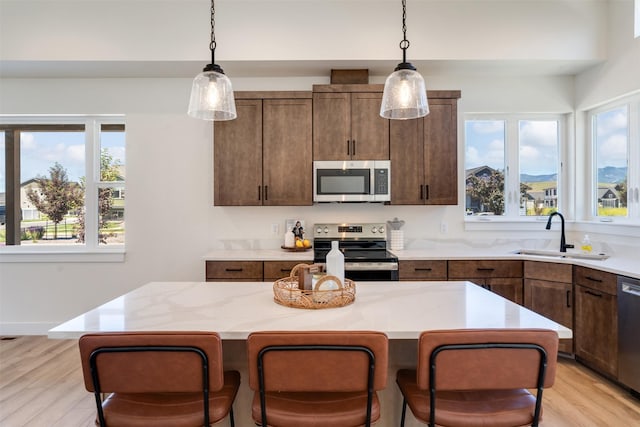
[621,283,640,297]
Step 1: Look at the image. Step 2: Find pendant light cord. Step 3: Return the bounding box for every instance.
[210,0,217,65]
[400,0,409,64]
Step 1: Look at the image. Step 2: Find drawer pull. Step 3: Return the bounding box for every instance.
[477,268,495,272]
[280,268,292,273]
[585,289,603,298]
[585,275,603,283]
[415,268,433,272]
[225,268,244,272]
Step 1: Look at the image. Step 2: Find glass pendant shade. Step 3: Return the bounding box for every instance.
[380,67,429,120]
[188,67,237,121]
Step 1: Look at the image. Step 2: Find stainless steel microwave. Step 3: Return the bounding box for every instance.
[313,160,391,202]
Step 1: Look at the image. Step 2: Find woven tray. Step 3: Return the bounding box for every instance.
[273,275,356,309]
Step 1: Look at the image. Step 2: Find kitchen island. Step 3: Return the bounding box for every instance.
[49,281,571,426]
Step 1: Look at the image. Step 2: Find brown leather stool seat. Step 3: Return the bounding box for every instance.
[396,329,559,427]
[79,331,240,427]
[247,330,389,427]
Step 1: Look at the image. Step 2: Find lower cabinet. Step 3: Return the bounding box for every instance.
[205,261,263,282]
[205,260,311,282]
[398,260,448,280]
[264,261,310,282]
[524,261,573,353]
[448,260,524,304]
[574,266,618,379]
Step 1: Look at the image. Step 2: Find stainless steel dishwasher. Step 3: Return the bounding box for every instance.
[618,275,640,396]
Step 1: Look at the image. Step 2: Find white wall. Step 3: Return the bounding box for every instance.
[0,0,638,334]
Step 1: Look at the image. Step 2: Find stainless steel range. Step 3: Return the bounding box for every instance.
[313,223,399,281]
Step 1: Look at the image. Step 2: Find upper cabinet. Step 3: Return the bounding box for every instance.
[214,92,313,206]
[390,91,461,205]
[313,85,390,161]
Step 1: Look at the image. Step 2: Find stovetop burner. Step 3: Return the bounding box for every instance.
[312,223,397,262]
[312,223,399,281]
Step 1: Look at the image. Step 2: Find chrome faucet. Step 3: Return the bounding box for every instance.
[545,212,573,252]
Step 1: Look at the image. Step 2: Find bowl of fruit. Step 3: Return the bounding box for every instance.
[281,238,312,251]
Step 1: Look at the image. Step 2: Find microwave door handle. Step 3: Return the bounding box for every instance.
[352,140,356,157]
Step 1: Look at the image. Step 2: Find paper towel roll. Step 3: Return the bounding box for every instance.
[390,230,404,250]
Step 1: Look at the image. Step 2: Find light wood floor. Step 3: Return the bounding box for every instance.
[1,336,639,427]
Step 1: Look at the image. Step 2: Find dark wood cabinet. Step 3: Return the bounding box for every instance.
[205,261,263,282]
[263,261,310,281]
[399,260,448,280]
[214,92,312,206]
[390,92,460,205]
[313,85,389,161]
[206,260,311,282]
[574,265,618,379]
[524,261,573,353]
[448,260,523,304]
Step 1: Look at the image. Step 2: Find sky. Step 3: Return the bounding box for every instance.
[595,107,629,169]
[0,131,125,191]
[465,113,629,177]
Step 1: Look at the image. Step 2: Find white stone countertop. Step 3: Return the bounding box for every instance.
[48,281,572,340]
[203,248,314,262]
[203,244,640,279]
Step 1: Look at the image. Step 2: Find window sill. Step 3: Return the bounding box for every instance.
[0,247,125,263]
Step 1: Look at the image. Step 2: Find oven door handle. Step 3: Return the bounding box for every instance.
[344,262,399,271]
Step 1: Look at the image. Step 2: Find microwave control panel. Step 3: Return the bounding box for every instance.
[374,169,389,195]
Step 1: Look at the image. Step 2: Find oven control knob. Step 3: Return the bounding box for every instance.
[316,227,323,234]
[323,227,329,234]
[371,226,377,233]
[379,226,385,233]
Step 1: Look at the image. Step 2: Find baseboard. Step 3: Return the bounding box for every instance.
[0,322,59,336]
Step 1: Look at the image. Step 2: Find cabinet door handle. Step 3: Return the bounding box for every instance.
[585,276,603,283]
[420,185,424,200]
[352,140,356,156]
[225,268,244,272]
[258,185,261,201]
[347,140,350,155]
[425,184,429,200]
[566,290,571,308]
[264,185,268,201]
[585,289,603,298]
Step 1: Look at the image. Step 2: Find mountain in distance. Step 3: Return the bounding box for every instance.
[520,167,627,184]
[520,173,557,183]
[597,166,627,184]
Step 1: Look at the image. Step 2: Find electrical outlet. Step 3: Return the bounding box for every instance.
[271,223,280,236]
[440,222,448,234]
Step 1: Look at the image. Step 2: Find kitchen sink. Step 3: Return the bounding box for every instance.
[513,249,610,260]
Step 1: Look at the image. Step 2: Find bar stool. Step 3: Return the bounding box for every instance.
[79,331,240,427]
[247,330,389,426]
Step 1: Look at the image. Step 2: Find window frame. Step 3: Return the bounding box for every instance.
[464,113,567,230]
[0,115,125,262]
[586,93,640,225]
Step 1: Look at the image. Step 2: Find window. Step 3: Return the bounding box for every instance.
[465,115,563,220]
[636,0,640,38]
[588,93,640,223]
[0,117,125,255]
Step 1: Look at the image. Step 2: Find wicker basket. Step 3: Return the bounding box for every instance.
[273,268,356,309]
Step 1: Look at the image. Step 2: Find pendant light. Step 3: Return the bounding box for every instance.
[380,0,429,120]
[188,0,237,121]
